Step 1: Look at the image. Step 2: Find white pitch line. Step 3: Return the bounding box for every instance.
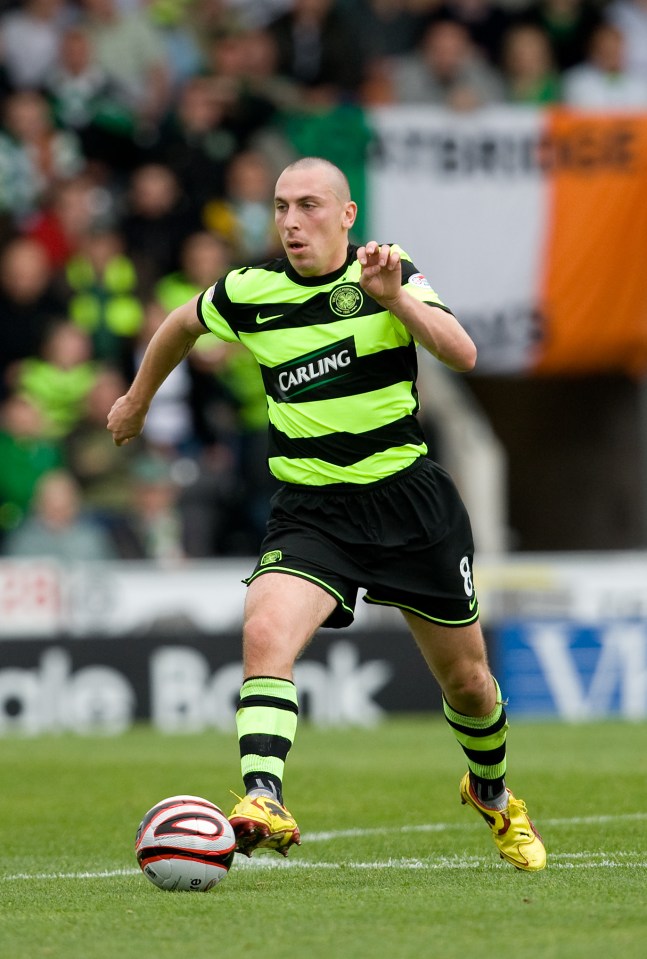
[3,813,646,882]
[3,854,647,882]
[305,811,647,842]
[2,868,141,881]
[233,855,647,871]
[542,812,647,827]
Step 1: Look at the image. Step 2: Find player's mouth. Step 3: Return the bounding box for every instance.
[286,239,307,253]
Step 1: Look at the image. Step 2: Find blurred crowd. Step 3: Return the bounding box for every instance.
[0,0,644,563]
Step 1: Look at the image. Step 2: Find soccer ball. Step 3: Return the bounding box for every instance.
[135,795,236,892]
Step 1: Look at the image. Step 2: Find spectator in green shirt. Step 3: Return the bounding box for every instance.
[0,392,63,540]
[15,320,99,440]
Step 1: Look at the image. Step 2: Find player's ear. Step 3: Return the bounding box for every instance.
[342,201,357,230]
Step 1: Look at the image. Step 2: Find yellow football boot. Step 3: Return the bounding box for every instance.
[460,773,546,871]
[229,794,301,857]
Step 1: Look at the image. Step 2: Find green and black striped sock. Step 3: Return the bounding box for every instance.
[236,676,299,805]
[443,678,509,806]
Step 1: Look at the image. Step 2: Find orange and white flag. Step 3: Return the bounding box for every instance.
[368,106,647,376]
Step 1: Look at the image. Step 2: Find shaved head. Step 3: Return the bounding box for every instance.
[274,157,357,276]
[280,157,351,203]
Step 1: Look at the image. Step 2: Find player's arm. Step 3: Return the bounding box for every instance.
[357,242,477,373]
[107,295,206,446]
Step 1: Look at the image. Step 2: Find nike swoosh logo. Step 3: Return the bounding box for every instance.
[469,594,477,610]
[256,312,283,324]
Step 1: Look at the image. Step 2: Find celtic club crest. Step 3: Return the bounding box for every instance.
[330,285,363,317]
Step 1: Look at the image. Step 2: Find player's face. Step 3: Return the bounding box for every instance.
[274,167,356,276]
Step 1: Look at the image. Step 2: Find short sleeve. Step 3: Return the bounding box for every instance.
[197,281,241,344]
[395,245,453,313]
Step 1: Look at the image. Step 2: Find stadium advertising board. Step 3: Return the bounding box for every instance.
[0,561,64,636]
[2,556,647,729]
[0,633,442,736]
[0,559,401,638]
[497,621,647,719]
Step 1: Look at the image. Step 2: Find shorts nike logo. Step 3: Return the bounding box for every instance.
[256,312,283,324]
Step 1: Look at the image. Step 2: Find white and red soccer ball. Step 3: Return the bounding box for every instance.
[135,795,236,891]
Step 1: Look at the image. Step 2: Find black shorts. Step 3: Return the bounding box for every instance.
[244,457,479,629]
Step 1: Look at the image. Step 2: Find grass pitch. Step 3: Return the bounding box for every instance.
[2,718,646,959]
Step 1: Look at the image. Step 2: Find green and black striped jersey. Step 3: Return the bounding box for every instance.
[197,243,452,487]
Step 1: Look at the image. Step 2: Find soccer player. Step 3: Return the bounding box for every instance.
[107,156,546,871]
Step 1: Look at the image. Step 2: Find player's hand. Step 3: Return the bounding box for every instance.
[357,242,402,308]
[107,394,147,446]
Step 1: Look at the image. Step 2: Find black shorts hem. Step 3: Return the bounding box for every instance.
[243,566,355,628]
[363,592,480,628]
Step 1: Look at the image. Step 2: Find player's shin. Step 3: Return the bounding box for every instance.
[443,677,508,807]
[229,676,301,856]
[236,675,298,802]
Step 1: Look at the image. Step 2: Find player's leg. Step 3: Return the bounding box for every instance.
[402,612,546,871]
[230,572,337,857]
[403,614,507,802]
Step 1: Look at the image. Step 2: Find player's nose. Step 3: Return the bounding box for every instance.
[282,204,300,229]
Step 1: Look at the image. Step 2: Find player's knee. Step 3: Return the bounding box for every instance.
[443,665,494,714]
[243,612,276,656]
[242,612,295,676]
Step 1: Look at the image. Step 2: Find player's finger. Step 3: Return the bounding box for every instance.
[363,241,382,263]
